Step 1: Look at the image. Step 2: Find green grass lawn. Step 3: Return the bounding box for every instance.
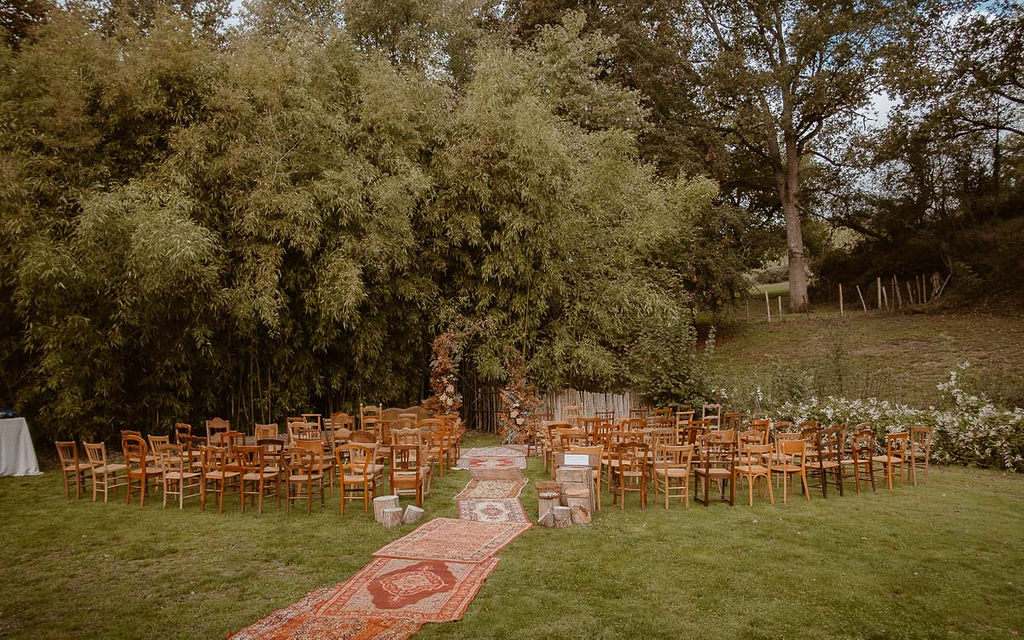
[2,435,1023,639]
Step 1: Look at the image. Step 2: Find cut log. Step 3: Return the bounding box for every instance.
[538,495,560,521]
[382,507,403,528]
[552,506,572,528]
[373,495,399,523]
[570,504,592,525]
[402,505,424,525]
[538,510,556,527]
[555,466,592,485]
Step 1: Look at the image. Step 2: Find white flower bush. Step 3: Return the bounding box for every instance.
[763,363,1024,472]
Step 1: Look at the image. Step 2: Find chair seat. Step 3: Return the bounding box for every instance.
[243,471,277,481]
[735,464,769,474]
[343,474,371,483]
[289,473,323,482]
[165,471,200,480]
[63,463,94,472]
[94,463,126,473]
[772,464,801,473]
[872,455,902,463]
[695,468,732,478]
[205,471,239,480]
[655,468,690,478]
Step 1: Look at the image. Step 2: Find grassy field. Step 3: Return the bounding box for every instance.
[2,434,1023,639]
[710,286,1024,408]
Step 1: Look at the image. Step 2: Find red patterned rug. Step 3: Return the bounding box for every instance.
[467,456,527,470]
[373,517,531,563]
[468,467,527,481]
[230,587,422,640]
[316,556,500,623]
[457,499,530,523]
[453,478,528,500]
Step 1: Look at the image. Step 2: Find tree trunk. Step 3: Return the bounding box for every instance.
[778,135,809,313]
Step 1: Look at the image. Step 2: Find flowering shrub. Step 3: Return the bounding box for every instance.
[769,363,1024,472]
[423,318,492,415]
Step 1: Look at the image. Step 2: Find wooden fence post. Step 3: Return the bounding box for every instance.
[839,283,844,317]
[856,285,868,313]
[765,290,771,323]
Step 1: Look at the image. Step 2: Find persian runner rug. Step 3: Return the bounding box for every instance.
[229,587,422,640]
[314,556,500,623]
[452,478,528,500]
[373,517,531,563]
[457,498,530,523]
[468,467,528,481]
[467,456,527,470]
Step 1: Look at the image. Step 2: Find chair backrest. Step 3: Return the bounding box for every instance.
[822,425,846,462]
[234,445,265,475]
[779,439,807,465]
[390,443,425,475]
[212,430,245,449]
[392,427,423,446]
[886,432,909,456]
[83,442,108,467]
[653,442,694,469]
[701,403,721,426]
[653,407,673,419]
[557,428,589,449]
[722,412,742,431]
[645,428,676,448]
[55,441,81,469]
[628,407,648,420]
[148,434,171,453]
[301,414,322,428]
[595,409,615,421]
[254,423,279,440]
[675,410,695,429]
[737,429,762,447]
[122,434,148,468]
[340,443,376,471]
[739,442,772,465]
[349,430,377,444]
[155,443,186,473]
[749,419,771,444]
[174,423,192,444]
[200,444,232,472]
[620,418,646,431]
[330,412,354,428]
[909,426,933,456]
[851,428,875,462]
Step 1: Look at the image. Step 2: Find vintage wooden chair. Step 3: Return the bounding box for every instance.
[734,442,774,506]
[199,444,240,513]
[285,447,325,515]
[390,443,431,507]
[83,442,127,503]
[771,439,810,503]
[694,430,736,506]
[254,423,279,441]
[907,426,933,486]
[55,441,93,500]
[337,443,378,516]
[237,445,279,514]
[155,443,201,509]
[844,426,876,493]
[612,439,648,510]
[122,433,162,506]
[595,409,615,422]
[749,418,771,444]
[701,403,722,429]
[722,412,742,431]
[873,432,908,490]
[652,442,694,509]
[173,423,192,444]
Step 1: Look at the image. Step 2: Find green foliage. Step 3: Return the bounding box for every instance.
[0,4,729,443]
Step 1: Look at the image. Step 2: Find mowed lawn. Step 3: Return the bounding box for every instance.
[2,435,1022,639]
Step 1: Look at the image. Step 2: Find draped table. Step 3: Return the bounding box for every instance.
[0,418,42,476]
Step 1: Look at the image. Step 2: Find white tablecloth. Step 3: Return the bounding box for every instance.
[0,418,43,476]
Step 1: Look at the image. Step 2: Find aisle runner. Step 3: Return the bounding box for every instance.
[231,447,531,640]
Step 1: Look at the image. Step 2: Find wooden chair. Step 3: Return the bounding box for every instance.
[544,421,573,474]
[254,423,279,440]
[390,443,431,507]
[652,442,694,509]
[337,443,377,516]
[237,445,279,514]
[295,437,333,496]
[595,409,615,422]
[701,403,722,429]
[155,443,201,509]
[206,417,230,444]
[675,410,695,429]
[844,427,876,493]
[734,443,774,506]
[817,425,846,498]
[620,418,647,431]
[55,441,93,499]
[563,404,584,426]
[83,442,126,503]
[301,413,323,429]
[628,407,649,420]
[694,430,736,506]
[907,426,933,486]
[285,447,325,515]
[873,432,908,490]
[199,445,240,513]
[771,439,810,503]
[722,412,742,431]
[122,434,162,505]
[612,439,648,510]
[147,434,171,455]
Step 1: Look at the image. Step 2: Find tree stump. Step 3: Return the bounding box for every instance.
[552,506,572,528]
[382,507,403,528]
[374,495,399,523]
[557,466,595,514]
[402,505,424,525]
[538,492,560,522]
[564,487,592,524]
[538,510,556,527]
